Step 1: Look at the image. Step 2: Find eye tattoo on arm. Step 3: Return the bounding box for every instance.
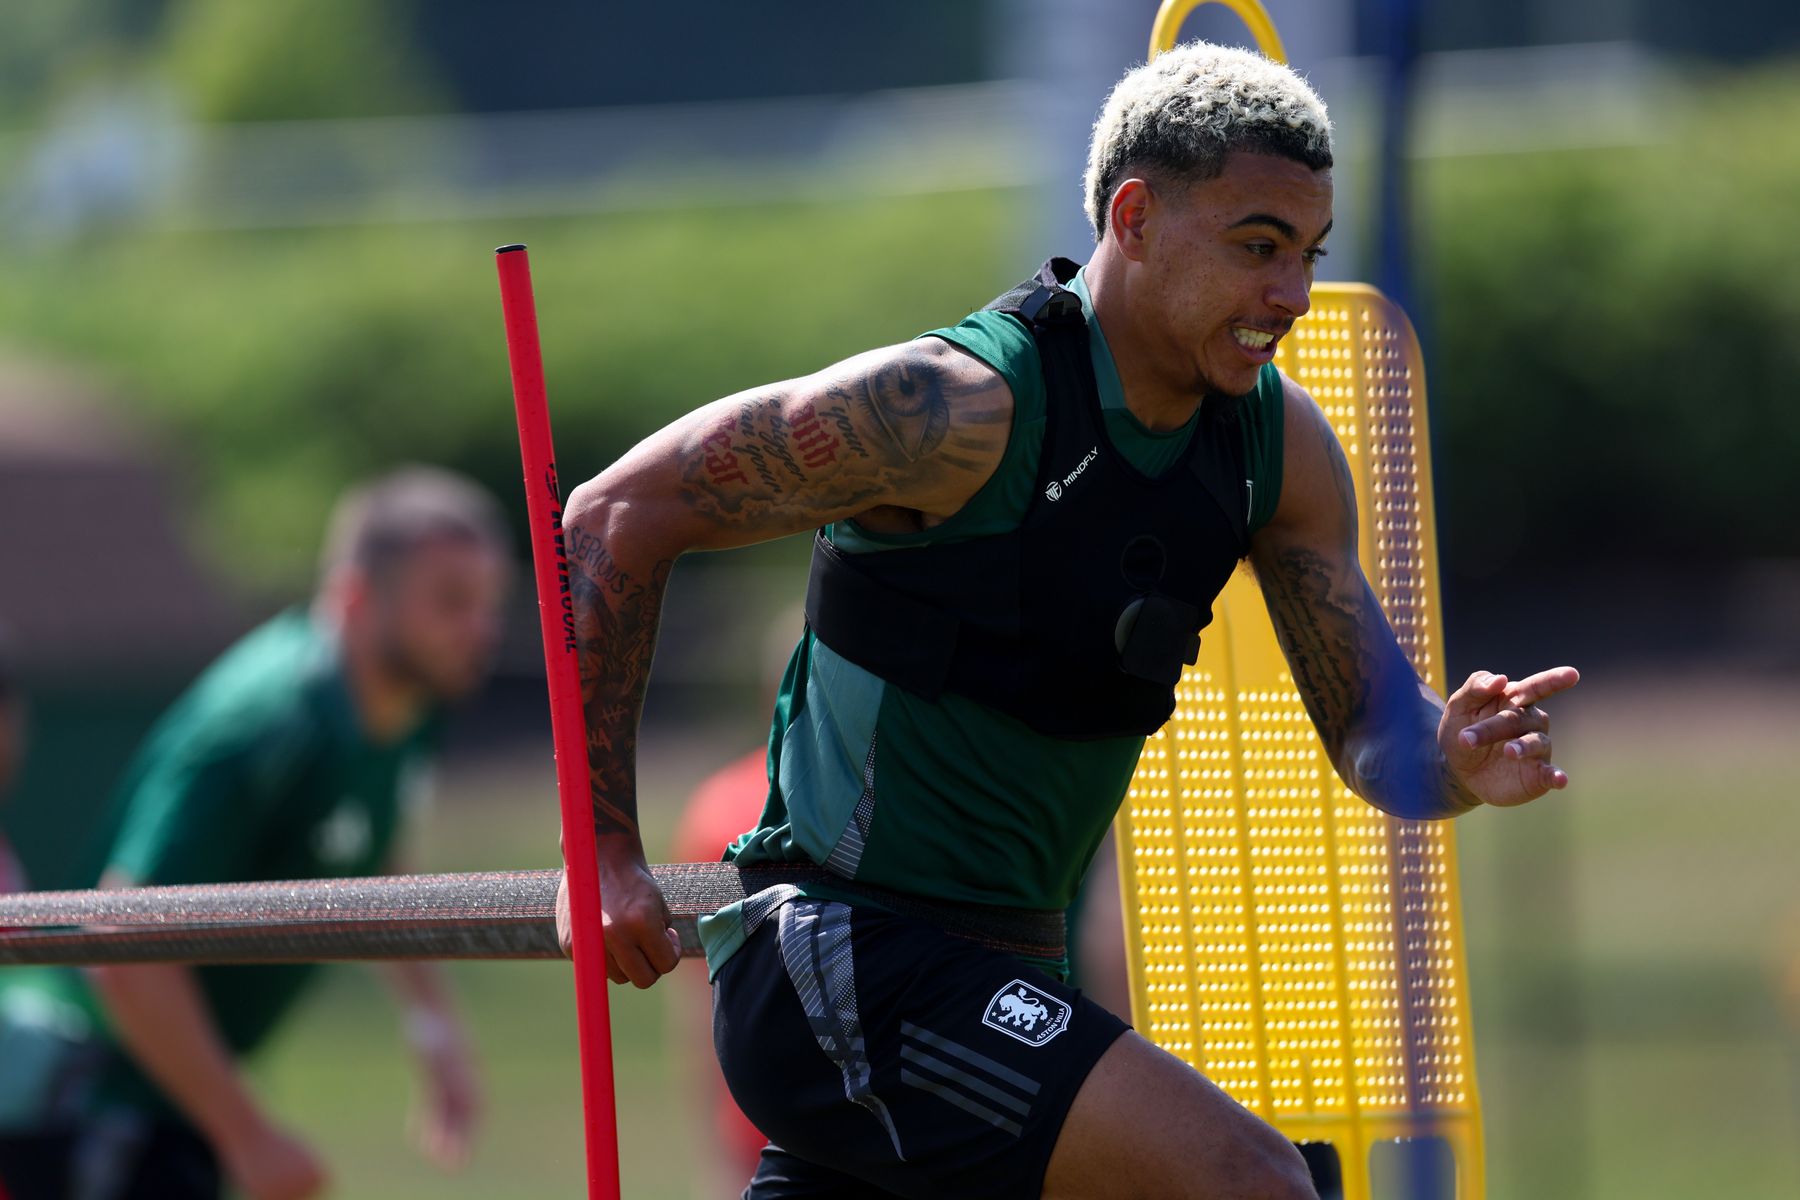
[843,352,953,463]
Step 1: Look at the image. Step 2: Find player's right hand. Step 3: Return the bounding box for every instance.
[555,844,681,988]
[219,1119,329,1200]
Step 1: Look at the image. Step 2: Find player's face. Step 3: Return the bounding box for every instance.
[1138,152,1333,398]
[374,539,509,701]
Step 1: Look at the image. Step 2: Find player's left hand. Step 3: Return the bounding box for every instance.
[1440,666,1581,808]
[407,1011,482,1170]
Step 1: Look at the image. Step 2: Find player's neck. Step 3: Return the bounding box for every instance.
[1085,249,1203,433]
[338,628,428,743]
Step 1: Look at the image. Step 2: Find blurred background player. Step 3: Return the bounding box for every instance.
[0,466,510,1200]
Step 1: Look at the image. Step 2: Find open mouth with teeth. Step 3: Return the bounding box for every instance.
[1232,327,1277,351]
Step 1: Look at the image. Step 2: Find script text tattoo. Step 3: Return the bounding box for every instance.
[570,547,674,839]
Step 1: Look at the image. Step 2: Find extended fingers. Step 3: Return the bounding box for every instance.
[1476,748,1571,807]
[1502,740,1571,802]
[1501,730,1552,760]
[1447,671,1510,719]
[1458,703,1549,749]
[1505,665,1581,707]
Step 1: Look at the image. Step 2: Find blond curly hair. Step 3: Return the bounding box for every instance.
[1084,41,1333,241]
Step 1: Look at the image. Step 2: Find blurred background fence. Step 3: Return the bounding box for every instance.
[0,1,1796,1195]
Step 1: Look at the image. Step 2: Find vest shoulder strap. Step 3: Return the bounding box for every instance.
[981,257,1085,323]
[1190,396,1251,554]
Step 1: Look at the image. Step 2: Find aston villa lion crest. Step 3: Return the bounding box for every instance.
[981,979,1071,1047]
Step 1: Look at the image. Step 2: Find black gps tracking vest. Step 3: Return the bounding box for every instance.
[804,258,1252,740]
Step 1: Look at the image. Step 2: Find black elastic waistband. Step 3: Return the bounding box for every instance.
[656,862,1067,962]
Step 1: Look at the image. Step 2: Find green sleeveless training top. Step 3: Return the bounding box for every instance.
[699,268,1284,975]
[0,612,438,1126]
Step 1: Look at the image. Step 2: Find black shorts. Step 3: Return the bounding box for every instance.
[713,897,1131,1200]
[0,1114,219,1200]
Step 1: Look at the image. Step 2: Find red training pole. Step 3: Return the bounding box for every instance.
[494,243,621,1199]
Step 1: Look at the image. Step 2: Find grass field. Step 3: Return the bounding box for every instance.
[245,671,1800,1198]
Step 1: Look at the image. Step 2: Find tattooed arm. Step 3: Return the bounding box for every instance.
[557,338,1013,986]
[1250,375,1578,820]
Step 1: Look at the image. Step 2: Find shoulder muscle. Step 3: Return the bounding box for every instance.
[1255,371,1357,555]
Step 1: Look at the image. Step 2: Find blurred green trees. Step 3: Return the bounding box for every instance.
[162,0,442,121]
[1420,60,1800,581]
[0,193,1015,588]
[0,1,164,123]
[0,62,1795,594]
[0,0,440,125]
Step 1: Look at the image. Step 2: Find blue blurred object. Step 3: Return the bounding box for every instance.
[1372,0,1420,317]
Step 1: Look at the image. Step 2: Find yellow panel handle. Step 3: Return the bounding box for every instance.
[1149,0,1288,64]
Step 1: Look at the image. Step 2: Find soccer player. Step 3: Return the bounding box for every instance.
[0,467,509,1200]
[560,43,1580,1199]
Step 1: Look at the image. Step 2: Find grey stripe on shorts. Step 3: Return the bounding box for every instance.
[776,898,906,1159]
[897,1020,1040,1139]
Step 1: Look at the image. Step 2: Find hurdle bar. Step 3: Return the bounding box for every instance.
[0,863,812,966]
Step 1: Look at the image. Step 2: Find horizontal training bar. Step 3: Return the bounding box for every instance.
[0,919,563,964]
[0,863,825,966]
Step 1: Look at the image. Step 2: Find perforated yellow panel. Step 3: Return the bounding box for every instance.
[1117,284,1484,1199]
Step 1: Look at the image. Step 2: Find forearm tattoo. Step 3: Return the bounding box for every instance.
[1261,415,1468,818]
[1265,546,1469,816]
[567,523,672,839]
[1262,543,1377,766]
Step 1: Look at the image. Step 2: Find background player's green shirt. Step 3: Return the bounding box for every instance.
[699,269,1285,975]
[0,610,437,1123]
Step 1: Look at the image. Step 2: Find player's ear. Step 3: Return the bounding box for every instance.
[319,562,374,624]
[1109,178,1155,261]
